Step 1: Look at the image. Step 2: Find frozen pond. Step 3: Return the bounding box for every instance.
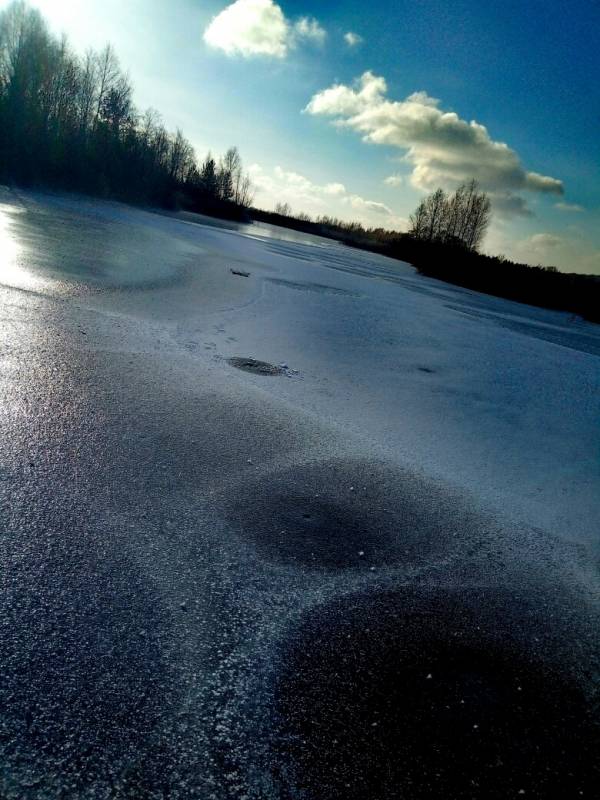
[0,187,599,798]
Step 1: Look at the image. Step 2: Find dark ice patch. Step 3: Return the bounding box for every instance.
[270,587,599,799]
[227,357,285,375]
[219,459,489,571]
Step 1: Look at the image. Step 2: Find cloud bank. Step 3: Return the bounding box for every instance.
[249,164,406,228]
[204,0,325,58]
[306,71,564,216]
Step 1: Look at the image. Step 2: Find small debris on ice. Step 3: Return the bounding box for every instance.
[246,458,253,465]
[231,269,250,277]
[349,486,355,492]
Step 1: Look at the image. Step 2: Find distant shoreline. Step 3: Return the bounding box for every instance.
[247,207,600,324]
[6,181,598,324]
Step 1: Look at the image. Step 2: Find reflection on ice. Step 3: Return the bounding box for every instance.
[0,191,196,294]
[0,202,44,292]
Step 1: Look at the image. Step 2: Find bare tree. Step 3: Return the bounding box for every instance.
[99,75,133,135]
[408,180,491,251]
[408,198,429,239]
[77,49,98,135]
[236,173,254,208]
[222,146,241,201]
[464,188,491,250]
[425,188,448,242]
[444,183,467,241]
[93,44,120,126]
[216,156,234,201]
[216,146,254,206]
[167,128,195,183]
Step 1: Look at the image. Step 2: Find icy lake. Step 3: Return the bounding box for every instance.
[1,187,599,798]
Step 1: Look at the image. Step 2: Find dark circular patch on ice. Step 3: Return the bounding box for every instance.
[270,587,599,799]
[227,357,284,375]
[220,460,488,571]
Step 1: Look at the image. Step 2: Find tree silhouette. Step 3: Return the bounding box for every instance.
[409,181,491,251]
[275,201,292,216]
[199,154,218,196]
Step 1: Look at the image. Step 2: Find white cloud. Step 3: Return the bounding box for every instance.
[555,202,584,212]
[203,0,325,58]
[384,174,403,187]
[345,195,393,215]
[323,182,346,195]
[271,165,336,199]
[344,31,363,47]
[249,163,407,229]
[305,71,564,216]
[294,17,326,44]
[203,0,287,57]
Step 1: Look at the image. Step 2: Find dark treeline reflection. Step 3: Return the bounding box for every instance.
[0,1,253,217]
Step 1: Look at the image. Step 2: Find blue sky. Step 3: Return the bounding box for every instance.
[5,0,599,272]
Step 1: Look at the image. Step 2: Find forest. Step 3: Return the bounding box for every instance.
[0,1,253,218]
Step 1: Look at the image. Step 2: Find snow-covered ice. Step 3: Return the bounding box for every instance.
[0,187,599,798]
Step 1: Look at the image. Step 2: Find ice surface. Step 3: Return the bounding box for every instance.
[0,187,598,798]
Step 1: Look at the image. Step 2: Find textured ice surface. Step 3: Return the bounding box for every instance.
[0,187,599,798]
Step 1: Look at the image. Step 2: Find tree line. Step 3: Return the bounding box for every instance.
[252,201,599,323]
[275,181,492,253]
[0,1,253,215]
[408,180,491,251]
